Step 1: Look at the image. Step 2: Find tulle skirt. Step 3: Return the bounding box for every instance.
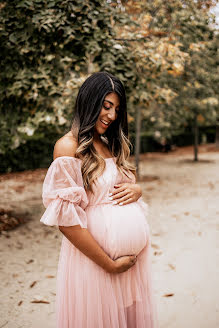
[56,202,158,328]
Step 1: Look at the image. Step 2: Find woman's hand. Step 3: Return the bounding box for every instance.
[109,183,142,206]
[109,255,137,274]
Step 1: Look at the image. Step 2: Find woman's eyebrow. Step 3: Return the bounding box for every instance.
[104,99,120,107]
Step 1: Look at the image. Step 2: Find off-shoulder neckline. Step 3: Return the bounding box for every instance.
[52,156,116,164]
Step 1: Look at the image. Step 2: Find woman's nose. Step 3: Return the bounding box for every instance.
[107,108,116,121]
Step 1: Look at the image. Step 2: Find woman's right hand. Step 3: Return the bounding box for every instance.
[110,255,137,273]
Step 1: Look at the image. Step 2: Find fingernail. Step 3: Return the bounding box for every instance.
[112,201,117,205]
[109,192,112,196]
[108,196,113,200]
[118,202,123,206]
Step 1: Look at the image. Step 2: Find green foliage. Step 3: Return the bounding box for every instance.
[0,0,124,158]
[115,0,219,142]
[0,0,218,170]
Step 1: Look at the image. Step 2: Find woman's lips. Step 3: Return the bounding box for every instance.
[100,119,109,128]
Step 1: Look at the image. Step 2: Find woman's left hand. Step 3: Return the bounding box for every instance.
[109,183,142,206]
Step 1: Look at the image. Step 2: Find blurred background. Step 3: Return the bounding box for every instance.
[0,1,219,328]
[0,0,218,173]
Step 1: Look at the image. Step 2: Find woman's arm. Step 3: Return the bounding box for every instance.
[59,225,137,273]
[54,136,137,274]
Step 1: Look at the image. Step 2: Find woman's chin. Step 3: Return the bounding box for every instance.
[97,127,107,135]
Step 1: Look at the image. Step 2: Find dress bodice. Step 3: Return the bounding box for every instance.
[40,156,147,229]
[86,157,136,206]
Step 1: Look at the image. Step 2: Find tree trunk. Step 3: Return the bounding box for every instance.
[215,120,219,148]
[135,107,141,179]
[194,114,199,162]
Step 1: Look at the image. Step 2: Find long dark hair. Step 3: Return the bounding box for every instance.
[71,71,135,191]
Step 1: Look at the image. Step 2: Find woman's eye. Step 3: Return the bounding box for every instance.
[103,104,120,113]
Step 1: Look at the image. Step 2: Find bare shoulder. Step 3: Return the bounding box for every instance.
[53,131,78,160]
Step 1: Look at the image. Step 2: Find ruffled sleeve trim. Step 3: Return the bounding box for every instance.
[40,156,88,228]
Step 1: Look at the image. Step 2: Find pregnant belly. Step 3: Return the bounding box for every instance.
[86,202,149,260]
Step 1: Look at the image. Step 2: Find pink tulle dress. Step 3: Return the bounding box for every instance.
[40,156,157,328]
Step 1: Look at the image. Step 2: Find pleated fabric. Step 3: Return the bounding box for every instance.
[40,156,158,328]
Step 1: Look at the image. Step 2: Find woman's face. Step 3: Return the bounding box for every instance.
[95,92,120,135]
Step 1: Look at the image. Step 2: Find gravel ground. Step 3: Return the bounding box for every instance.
[0,145,218,328]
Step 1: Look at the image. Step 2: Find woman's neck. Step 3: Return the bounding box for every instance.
[93,131,102,144]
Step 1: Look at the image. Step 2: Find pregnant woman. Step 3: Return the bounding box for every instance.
[40,72,157,327]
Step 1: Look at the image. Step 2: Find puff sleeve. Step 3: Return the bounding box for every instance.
[40,156,88,228]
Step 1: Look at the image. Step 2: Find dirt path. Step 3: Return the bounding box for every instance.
[0,146,219,328]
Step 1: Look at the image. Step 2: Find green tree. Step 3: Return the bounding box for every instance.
[114,0,219,172]
[0,0,128,171]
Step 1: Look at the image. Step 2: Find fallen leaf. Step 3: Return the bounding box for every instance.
[208,182,214,189]
[154,251,162,256]
[46,275,55,278]
[26,259,34,264]
[31,300,50,304]
[151,243,160,249]
[18,300,23,306]
[168,263,175,270]
[163,293,174,297]
[0,209,26,232]
[12,273,19,278]
[30,281,37,288]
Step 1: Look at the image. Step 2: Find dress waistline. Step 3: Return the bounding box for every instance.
[86,201,113,208]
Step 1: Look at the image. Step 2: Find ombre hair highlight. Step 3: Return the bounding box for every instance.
[71,72,136,192]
